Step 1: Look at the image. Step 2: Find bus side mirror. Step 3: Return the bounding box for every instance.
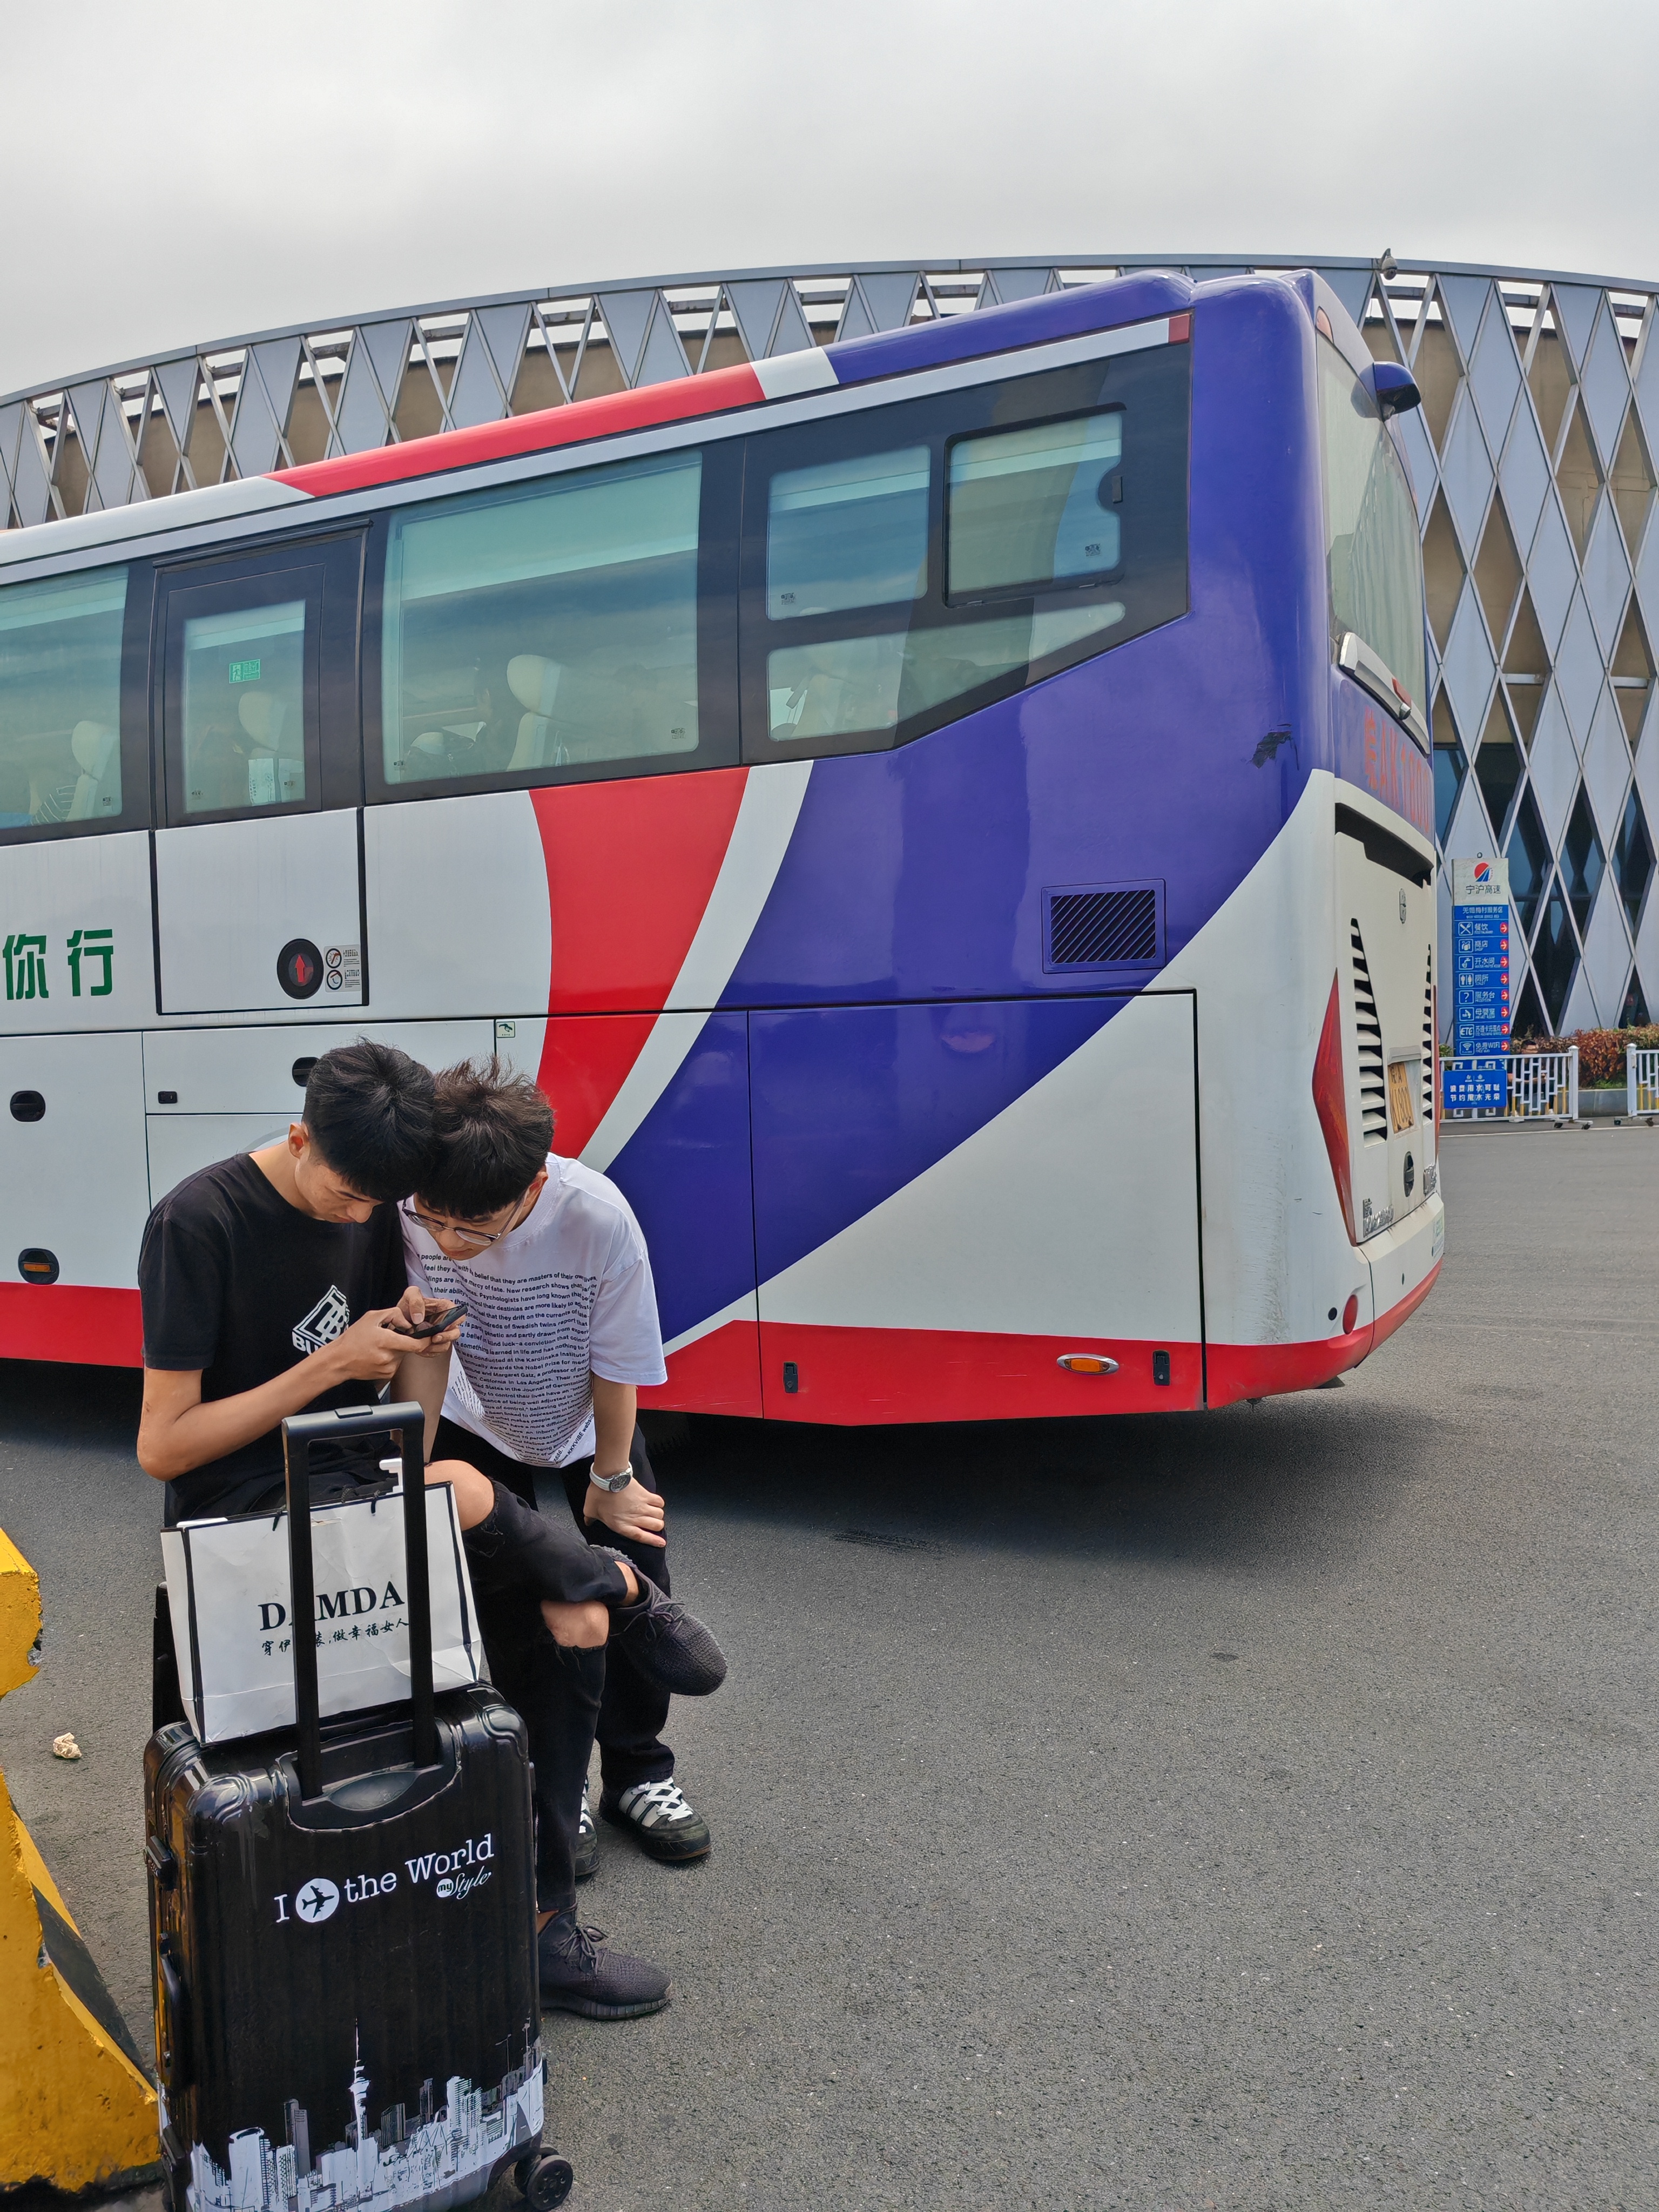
[1370,361,1421,418]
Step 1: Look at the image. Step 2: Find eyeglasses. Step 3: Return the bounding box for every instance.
[400,1194,529,1250]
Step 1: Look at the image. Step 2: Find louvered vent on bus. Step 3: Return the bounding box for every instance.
[1350,919,1388,1142]
[1420,948,1435,1132]
[1043,883,1162,970]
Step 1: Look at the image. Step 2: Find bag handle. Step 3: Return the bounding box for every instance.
[280,1402,437,1800]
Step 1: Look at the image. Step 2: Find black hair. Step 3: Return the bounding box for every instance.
[302,1041,436,1203]
[420,1057,554,1218]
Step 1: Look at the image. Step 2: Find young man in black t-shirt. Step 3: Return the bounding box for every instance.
[137,1041,720,2020]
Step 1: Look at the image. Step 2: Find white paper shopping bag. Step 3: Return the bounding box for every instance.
[161,1482,480,1745]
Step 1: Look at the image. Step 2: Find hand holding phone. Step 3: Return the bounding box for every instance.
[382,1301,467,1340]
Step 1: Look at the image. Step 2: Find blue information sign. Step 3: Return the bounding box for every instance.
[1441,1058,1508,1111]
[1451,858,1510,1056]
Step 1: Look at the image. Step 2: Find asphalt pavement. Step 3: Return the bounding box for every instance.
[1,1122,1655,2211]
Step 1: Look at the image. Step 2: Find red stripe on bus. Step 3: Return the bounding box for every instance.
[651,1262,1444,1424]
[530,768,750,1152]
[272,363,769,500]
[0,1282,144,1368]
[638,1317,763,1419]
[538,1014,658,1161]
[753,1325,1205,1422]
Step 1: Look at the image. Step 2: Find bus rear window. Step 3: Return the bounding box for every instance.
[381,451,704,788]
[1318,340,1426,709]
[0,566,127,831]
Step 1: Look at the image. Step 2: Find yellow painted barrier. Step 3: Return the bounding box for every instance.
[0,1526,159,2190]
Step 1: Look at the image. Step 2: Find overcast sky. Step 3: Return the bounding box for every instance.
[3,0,1655,396]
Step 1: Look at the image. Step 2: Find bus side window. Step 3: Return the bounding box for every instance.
[0,565,129,837]
[1318,339,1427,710]
[375,446,734,794]
[744,348,1189,762]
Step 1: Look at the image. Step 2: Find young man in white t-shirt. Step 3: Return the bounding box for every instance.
[399,1058,720,2019]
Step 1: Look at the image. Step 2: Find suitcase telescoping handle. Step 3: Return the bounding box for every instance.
[280,1402,437,1799]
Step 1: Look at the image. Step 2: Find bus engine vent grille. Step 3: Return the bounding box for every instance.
[1420,948,1435,1133]
[1350,919,1388,1143]
[1043,884,1163,970]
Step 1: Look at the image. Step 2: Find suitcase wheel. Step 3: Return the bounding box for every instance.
[516,2153,575,2210]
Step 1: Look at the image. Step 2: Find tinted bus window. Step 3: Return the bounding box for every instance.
[181,598,307,812]
[745,345,1189,759]
[947,412,1123,596]
[0,567,127,830]
[381,451,705,788]
[767,447,930,617]
[1318,340,1426,707]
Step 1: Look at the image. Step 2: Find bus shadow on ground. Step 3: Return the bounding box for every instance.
[660,1395,1439,1579]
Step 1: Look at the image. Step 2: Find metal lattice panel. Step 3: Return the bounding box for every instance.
[4,251,1657,1031]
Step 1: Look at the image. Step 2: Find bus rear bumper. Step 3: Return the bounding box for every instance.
[1206,1192,1444,1407]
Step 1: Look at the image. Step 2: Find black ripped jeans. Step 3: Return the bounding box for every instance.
[434,1416,675,1916]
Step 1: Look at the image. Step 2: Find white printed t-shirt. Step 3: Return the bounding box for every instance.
[401,1152,667,1468]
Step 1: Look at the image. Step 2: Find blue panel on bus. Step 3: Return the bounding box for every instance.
[593,1011,755,1347]
[826,273,1192,387]
[728,283,1325,1009]
[748,996,1122,1287]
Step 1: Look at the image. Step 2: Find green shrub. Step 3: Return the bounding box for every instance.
[1527,1026,1659,1084]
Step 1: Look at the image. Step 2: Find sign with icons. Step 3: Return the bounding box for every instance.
[1450,857,1510,1057]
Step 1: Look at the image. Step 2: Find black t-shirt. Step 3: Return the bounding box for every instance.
[139,1154,408,1522]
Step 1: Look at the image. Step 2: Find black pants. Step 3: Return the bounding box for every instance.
[434,1416,676,1915]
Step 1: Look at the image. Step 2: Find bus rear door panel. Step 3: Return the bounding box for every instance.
[0,1029,148,1362]
[749,994,1203,1421]
[150,534,366,1017]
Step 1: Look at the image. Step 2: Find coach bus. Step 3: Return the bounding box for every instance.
[0,268,1441,1422]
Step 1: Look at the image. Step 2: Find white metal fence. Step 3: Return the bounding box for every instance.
[1628,1046,1659,1116]
[1441,1049,1579,1121]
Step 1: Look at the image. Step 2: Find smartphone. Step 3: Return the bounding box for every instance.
[383,1302,467,1339]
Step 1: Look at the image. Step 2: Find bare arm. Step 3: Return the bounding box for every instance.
[138,1292,460,1482]
[582,1376,665,1549]
[590,1375,637,1476]
[396,1341,453,1458]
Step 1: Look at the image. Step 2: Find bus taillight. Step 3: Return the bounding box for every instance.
[1312,974,1357,1246]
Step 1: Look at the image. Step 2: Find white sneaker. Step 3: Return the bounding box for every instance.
[574,1778,598,1881]
[599,1777,711,1863]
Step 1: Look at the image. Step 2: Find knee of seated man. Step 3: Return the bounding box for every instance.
[541,1596,609,1649]
[424,1456,495,1528]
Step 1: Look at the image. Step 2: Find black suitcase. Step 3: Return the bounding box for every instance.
[145,1403,574,2212]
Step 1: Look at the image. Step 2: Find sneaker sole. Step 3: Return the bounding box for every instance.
[574,1847,599,1881]
[599,1806,710,1863]
[539,1988,672,2020]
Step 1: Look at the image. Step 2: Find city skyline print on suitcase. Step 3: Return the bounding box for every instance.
[176,2022,544,2212]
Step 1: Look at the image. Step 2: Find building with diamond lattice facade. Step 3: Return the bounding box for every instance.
[2,254,1654,1037]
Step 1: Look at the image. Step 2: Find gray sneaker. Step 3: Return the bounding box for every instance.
[537,1913,670,2020]
[596,1556,727,1697]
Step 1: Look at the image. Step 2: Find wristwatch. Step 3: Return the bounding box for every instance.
[589,1461,634,1493]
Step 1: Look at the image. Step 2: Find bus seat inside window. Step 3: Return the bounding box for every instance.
[1318,341,1427,710]
[0,566,127,831]
[766,447,930,619]
[382,450,703,787]
[181,599,307,813]
[948,413,1123,598]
